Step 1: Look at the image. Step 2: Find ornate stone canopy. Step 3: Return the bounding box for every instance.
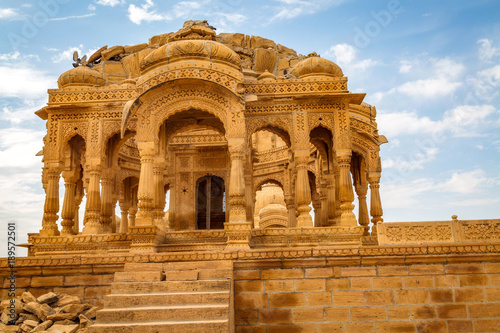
[32,20,387,255]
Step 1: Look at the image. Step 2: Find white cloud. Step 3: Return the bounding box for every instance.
[0,51,39,62]
[0,65,56,98]
[324,43,378,72]
[89,4,96,11]
[1,99,47,125]
[449,197,500,207]
[0,8,19,19]
[172,1,203,18]
[51,44,84,63]
[395,78,462,98]
[478,38,500,62]
[49,13,96,21]
[95,0,124,6]
[399,60,412,73]
[381,178,435,208]
[436,169,495,194]
[212,12,247,30]
[378,105,496,138]
[128,0,170,25]
[271,0,346,22]
[382,146,439,171]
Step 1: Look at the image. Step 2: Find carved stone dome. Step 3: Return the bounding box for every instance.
[57,65,106,88]
[290,56,343,78]
[140,39,241,71]
[259,203,288,220]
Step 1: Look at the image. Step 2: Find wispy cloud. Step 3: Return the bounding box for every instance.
[95,0,124,6]
[478,38,500,62]
[378,104,497,138]
[128,0,170,25]
[0,8,20,20]
[48,13,96,21]
[270,0,347,22]
[324,43,379,72]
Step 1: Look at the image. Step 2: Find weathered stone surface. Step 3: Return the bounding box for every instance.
[60,304,86,315]
[46,324,79,333]
[1,311,17,325]
[0,322,19,332]
[37,292,59,305]
[15,313,39,325]
[250,35,276,49]
[82,307,98,320]
[55,296,81,308]
[24,302,46,321]
[21,292,38,304]
[101,46,124,60]
[32,319,54,332]
[1,298,23,314]
[124,43,148,54]
[78,314,92,329]
[47,311,78,322]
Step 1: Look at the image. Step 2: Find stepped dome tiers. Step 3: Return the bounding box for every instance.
[290,56,343,78]
[140,39,241,72]
[57,65,106,88]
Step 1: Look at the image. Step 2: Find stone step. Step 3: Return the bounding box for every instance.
[111,279,231,294]
[164,269,199,281]
[104,291,230,308]
[123,262,163,272]
[114,270,165,282]
[88,319,228,333]
[97,304,228,322]
[163,260,233,271]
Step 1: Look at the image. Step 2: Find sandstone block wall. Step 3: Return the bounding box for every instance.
[234,259,500,333]
[1,264,124,308]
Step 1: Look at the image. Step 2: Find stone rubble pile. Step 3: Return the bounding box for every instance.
[0,291,97,333]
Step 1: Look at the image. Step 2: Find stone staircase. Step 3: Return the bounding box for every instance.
[88,260,233,333]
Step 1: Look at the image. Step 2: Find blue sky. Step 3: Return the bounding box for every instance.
[1,0,499,256]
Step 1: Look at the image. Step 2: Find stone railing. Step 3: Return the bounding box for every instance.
[377,218,500,245]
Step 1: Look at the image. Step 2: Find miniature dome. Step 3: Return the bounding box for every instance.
[259,203,288,220]
[57,66,106,88]
[140,39,241,71]
[290,56,343,78]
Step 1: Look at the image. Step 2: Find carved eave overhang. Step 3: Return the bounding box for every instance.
[245,93,366,116]
[245,76,348,98]
[47,87,137,106]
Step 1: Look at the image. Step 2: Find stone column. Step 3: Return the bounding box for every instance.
[136,142,155,226]
[119,199,130,234]
[99,169,114,233]
[337,154,357,226]
[60,171,77,235]
[369,173,384,234]
[153,162,166,223]
[285,196,296,227]
[326,174,336,226]
[312,192,321,227]
[74,178,84,234]
[82,163,105,234]
[355,184,370,235]
[334,165,342,224]
[295,154,313,227]
[228,139,246,223]
[320,186,328,227]
[40,166,61,236]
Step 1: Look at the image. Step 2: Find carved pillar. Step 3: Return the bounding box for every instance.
[312,192,321,227]
[369,173,383,234]
[40,166,61,236]
[295,154,313,227]
[355,184,369,235]
[82,164,104,234]
[60,171,77,235]
[326,174,336,226]
[228,139,246,223]
[320,186,328,227]
[136,142,155,226]
[153,162,166,223]
[119,199,130,233]
[285,196,296,227]
[99,169,114,233]
[74,178,84,234]
[334,165,342,224]
[337,154,357,226]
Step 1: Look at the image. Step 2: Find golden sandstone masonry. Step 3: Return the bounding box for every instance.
[1,20,499,332]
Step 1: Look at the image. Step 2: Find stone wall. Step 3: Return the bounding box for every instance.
[234,256,500,332]
[0,263,124,308]
[1,242,499,332]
